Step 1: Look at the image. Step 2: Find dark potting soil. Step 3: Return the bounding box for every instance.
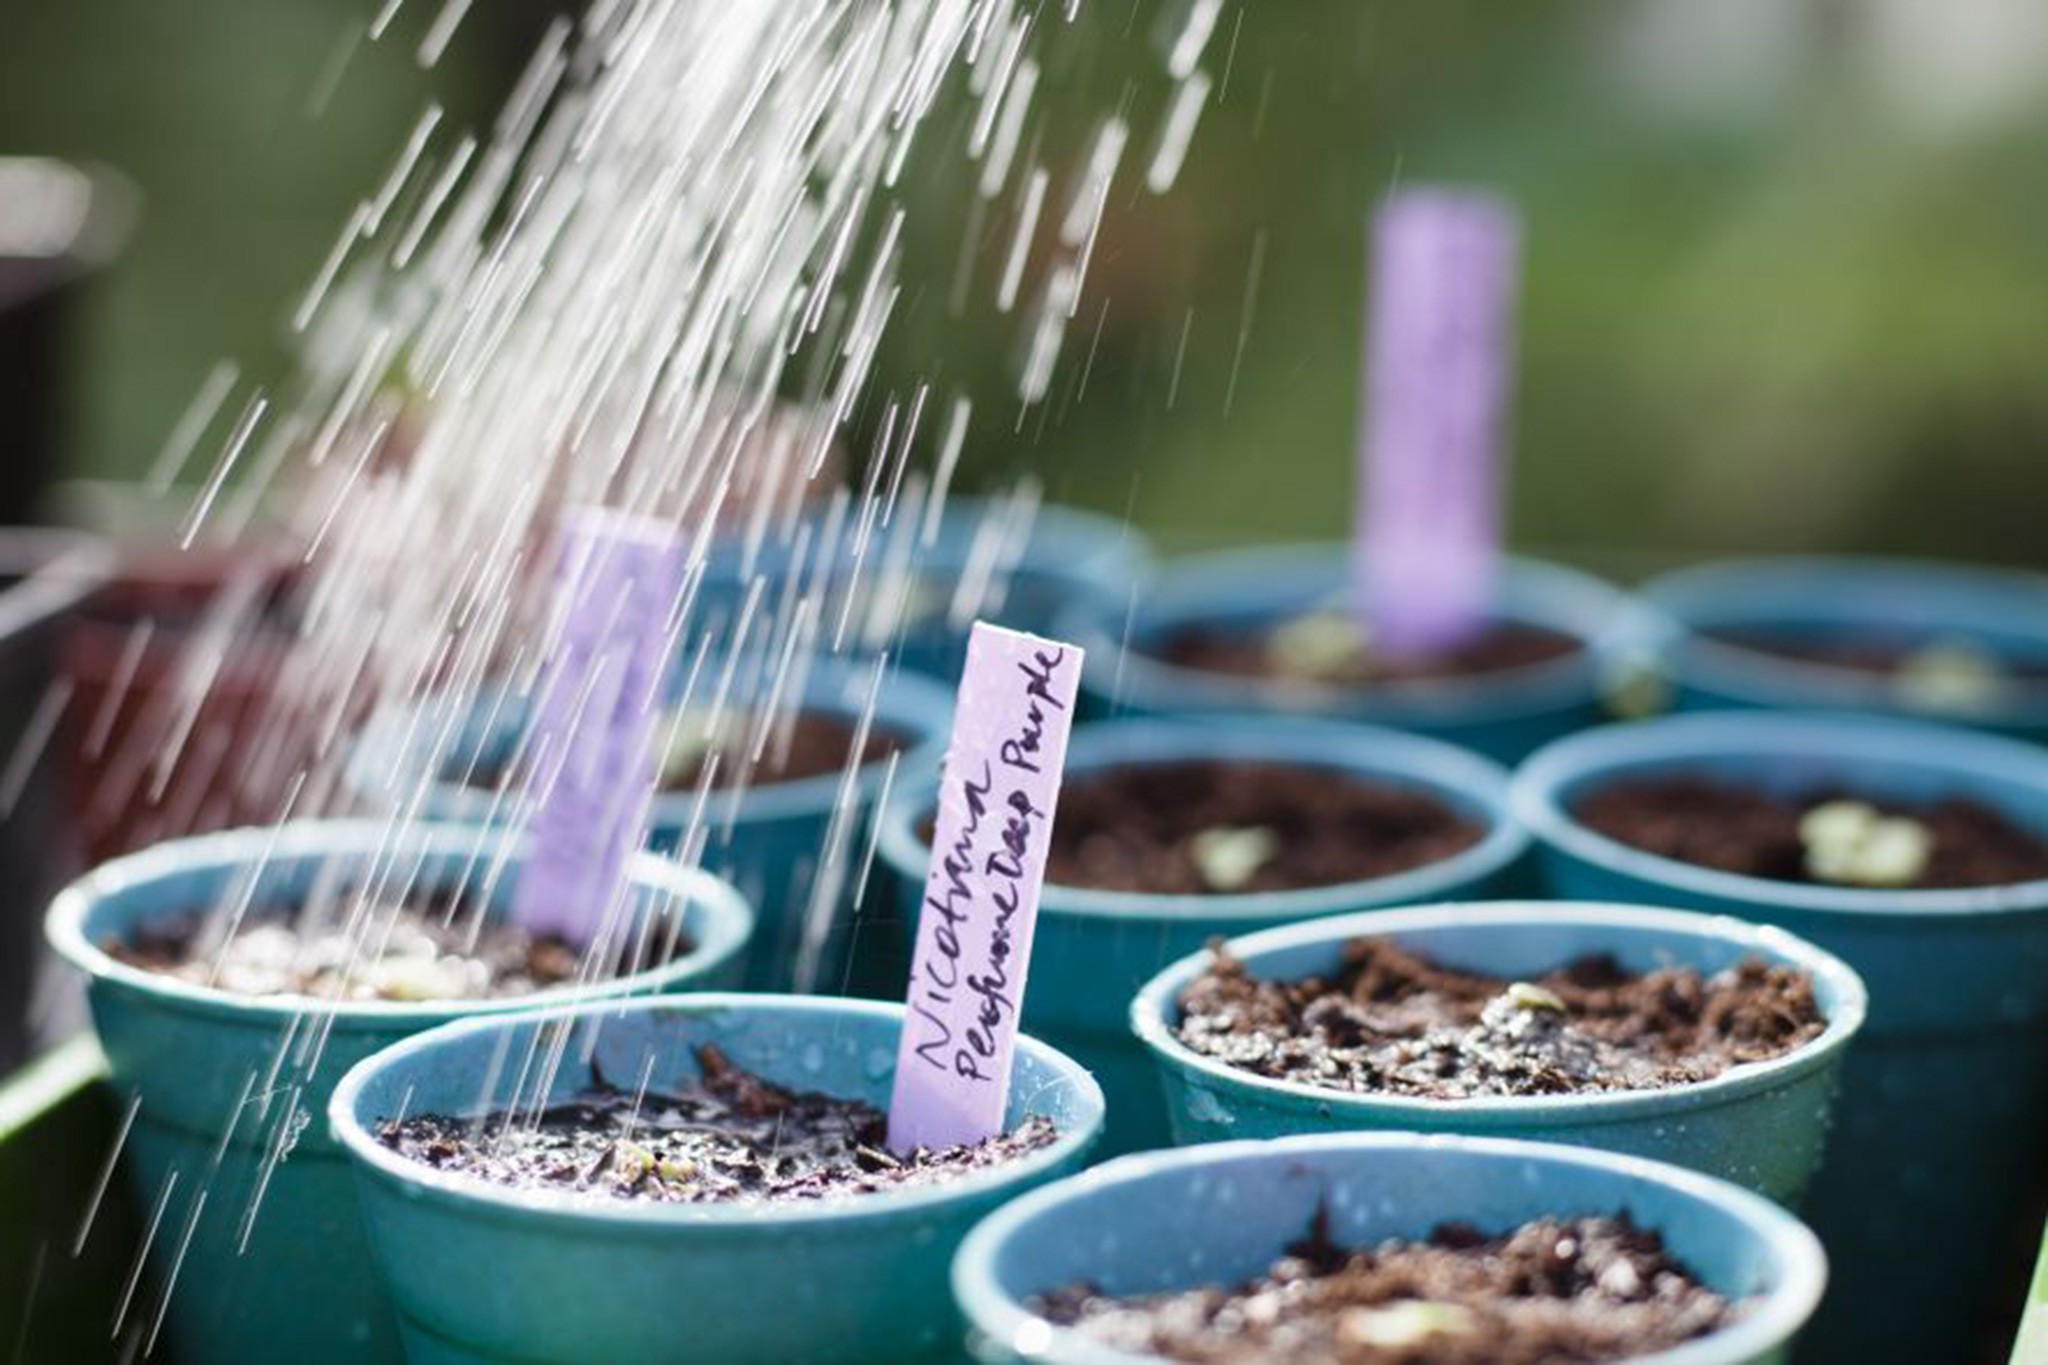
[1574,778,2048,889]
[1156,618,1579,688]
[1175,938,1824,1099]
[461,711,902,792]
[1042,760,1483,895]
[657,710,903,791]
[105,896,692,1003]
[378,1043,1058,1204]
[1702,629,2048,683]
[1036,1209,1737,1365]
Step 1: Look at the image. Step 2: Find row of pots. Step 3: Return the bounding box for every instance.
[326,991,1828,1365]
[691,500,2048,757]
[53,822,1839,1363]
[52,700,2048,1361]
[42,511,2048,1363]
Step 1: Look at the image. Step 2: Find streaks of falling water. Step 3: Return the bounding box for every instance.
[72,0,1233,1341]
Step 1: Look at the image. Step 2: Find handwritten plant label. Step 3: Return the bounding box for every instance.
[1355,186,1521,659]
[887,622,1082,1153]
[511,508,685,944]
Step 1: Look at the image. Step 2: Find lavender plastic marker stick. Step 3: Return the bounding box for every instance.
[887,622,1082,1154]
[511,508,686,944]
[1356,187,1522,659]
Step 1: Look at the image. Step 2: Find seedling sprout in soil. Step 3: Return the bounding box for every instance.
[1187,824,1281,891]
[1892,639,2006,711]
[889,622,1081,1153]
[1798,800,1934,889]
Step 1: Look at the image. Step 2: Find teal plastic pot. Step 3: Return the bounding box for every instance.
[857,498,1152,682]
[875,717,1527,1155]
[1058,543,1632,761]
[329,994,1105,1364]
[348,659,951,991]
[1132,901,1864,1204]
[1513,712,2048,1361]
[953,1132,1827,1365]
[45,821,752,1365]
[1638,556,2048,739]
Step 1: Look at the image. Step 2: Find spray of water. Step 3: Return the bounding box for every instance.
[72,0,1229,1345]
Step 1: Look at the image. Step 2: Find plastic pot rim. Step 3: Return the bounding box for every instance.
[951,1130,1828,1365]
[327,992,1106,1231]
[876,717,1527,924]
[44,819,754,1030]
[348,658,954,828]
[1512,711,2048,920]
[1130,899,1867,1124]
[1059,545,1627,722]
[1640,555,2048,726]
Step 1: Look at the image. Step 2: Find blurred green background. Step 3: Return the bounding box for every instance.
[7,0,2048,569]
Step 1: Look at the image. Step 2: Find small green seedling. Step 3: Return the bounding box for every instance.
[1188,825,1281,892]
[1505,981,1567,1013]
[359,955,474,1002]
[1338,1301,1477,1349]
[1799,800,1932,889]
[655,706,733,788]
[1601,649,1672,721]
[609,1140,657,1187]
[1894,638,2005,713]
[1265,608,1369,681]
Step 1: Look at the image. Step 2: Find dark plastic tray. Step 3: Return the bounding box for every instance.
[0,531,110,1072]
[0,1038,149,1364]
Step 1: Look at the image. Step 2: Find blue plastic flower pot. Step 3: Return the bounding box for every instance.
[44,821,753,1365]
[329,993,1105,1364]
[1132,900,1864,1205]
[875,717,1527,1156]
[1637,556,2048,739]
[855,498,1152,682]
[1057,543,1632,761]
[953,1131,1827,1365]
[1513,712,2048,1361]
[348,659,951,991]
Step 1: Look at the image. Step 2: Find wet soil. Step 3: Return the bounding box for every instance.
[378,1043,1058,1205]
[1041,760,1482,895]
[1037,1209,1738,1364]
[1175,938,1824,1099]
[1574,778,2048,889]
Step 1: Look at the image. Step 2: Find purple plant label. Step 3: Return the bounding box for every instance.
[887,622,1082,1154]
[510,508,685,944]
[1356,187,1521,658]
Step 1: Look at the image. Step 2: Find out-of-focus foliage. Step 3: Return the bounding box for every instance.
[10,0,2048,567]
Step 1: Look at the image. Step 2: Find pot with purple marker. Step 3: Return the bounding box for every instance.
[329,993,1104,1364]
[44,820,752,1365]
[350,656,952,991]
[1061,543,1632,761]
[843,493,1153,684]
[877,715,1527,1155]
[1061,190,1633,762]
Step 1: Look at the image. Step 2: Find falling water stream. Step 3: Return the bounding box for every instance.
[54,0,1230,1351]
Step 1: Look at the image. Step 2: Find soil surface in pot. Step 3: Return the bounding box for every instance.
[106,894,693,1002]
[1174,939,1823,1099]
[1156,615,1579,688]
[1039,761,1483,895]
[1574,778,2048,889]
[379,1043,1057,1204]
[461,711,902,792]
[659,711,904,791]
[1702,629,2048,683]
[1037,1208,1735,1365]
